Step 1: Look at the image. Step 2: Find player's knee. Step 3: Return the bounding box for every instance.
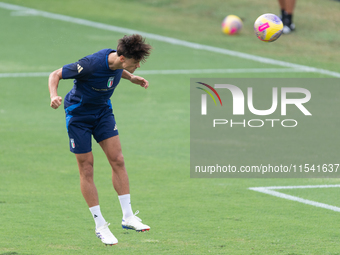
[78,162,94,179]
[110,153,125,168]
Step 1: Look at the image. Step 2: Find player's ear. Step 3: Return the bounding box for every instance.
[119,55,125,62]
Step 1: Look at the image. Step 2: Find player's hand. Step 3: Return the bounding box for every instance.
[50,96,62,109]
[130,75,149,89]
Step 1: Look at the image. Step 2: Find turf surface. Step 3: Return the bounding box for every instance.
[0,1,339,254]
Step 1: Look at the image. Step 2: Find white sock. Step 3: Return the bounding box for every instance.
[118,194,133,220]
[89,205,106,229]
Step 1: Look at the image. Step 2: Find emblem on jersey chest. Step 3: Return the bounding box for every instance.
[107,76,115,88]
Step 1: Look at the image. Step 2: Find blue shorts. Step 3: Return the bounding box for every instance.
[66,108,118,154]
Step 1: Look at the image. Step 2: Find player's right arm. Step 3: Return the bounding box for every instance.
[49,56,93,109]
[49,68,63,109]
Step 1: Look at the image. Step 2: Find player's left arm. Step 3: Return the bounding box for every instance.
[122,70,149,89]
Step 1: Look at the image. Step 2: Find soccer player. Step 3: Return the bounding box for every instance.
[48,34,152,246]
[278,0,296,34]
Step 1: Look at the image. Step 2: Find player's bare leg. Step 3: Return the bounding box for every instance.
[278,0,285,12]
[285,0,296,15]
[99,136,130,195]
[75,152,118,245]
[75,152,99,207]
[99,136,150,232]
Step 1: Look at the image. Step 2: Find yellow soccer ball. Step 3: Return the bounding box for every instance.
[254,13,283,42]
[222,15,243,35]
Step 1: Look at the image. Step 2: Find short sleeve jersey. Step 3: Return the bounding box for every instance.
[62,49,123,115]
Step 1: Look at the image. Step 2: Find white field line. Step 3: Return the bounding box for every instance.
[0,2,340,78]
[0,72,51,78]
[137,68,308,75]
[0,68,312,78]
[249,184,340,213]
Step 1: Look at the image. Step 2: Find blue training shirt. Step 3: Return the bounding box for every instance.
[62,49,123,115]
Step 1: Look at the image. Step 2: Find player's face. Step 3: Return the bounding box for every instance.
[123,58,140,73]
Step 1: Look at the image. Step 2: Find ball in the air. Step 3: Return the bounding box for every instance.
[254,13,283,42]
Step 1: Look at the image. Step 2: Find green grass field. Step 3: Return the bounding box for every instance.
[0,0,340,254]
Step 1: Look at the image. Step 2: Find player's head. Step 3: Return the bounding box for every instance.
[117,34,152,63]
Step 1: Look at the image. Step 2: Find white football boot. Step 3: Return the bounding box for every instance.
[95,222,118,246]
[283,23,295,34]
[121,210,150,232]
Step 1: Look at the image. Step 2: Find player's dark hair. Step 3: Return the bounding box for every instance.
[117,34,152,63]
